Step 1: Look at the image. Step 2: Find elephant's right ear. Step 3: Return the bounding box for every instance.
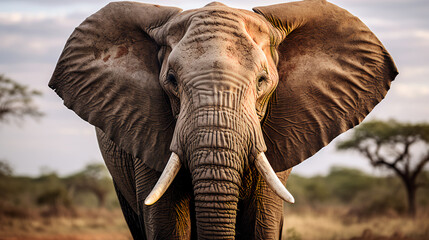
[49,2,182,172]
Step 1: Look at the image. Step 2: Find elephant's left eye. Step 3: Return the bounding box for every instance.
[257,75,267,87]
[256,73,268,93]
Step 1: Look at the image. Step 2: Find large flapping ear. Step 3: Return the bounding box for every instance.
[49,2,182,172]
[254,0,398,172]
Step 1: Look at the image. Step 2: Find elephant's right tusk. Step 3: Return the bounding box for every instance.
[255,152,295,204]
[144,152,181,205]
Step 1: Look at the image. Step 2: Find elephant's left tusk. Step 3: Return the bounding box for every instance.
[255,152,295,204]
[144,152,181,205]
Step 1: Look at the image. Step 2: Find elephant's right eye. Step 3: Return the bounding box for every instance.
[165,72,179,98]
[167,73,178,87]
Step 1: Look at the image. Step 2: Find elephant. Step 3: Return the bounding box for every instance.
[49,0,397,239]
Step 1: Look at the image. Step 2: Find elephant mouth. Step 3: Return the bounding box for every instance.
[144,151,294,205]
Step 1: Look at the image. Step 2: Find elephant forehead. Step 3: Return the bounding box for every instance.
[168,5,271,49]
[193,9,269,44]
[167,11,270,73]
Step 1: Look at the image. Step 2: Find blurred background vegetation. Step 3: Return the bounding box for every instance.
[1,161,428,240]
[3,161,426,220]
[0,162,119,217]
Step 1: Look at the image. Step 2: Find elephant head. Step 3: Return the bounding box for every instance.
[50,0,397,238]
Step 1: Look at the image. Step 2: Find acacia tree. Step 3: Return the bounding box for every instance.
[0,74,43,123]
[66,163,112,208]
[337,120,429,217]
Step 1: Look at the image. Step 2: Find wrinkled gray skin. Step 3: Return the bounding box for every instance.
[50,0,397,239]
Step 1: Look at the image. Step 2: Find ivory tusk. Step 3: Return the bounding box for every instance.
[144,152,181,205]
[255,152,295,204]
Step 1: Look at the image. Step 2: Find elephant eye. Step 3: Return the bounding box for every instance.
[258,75,267,85]
[167,73,178,87]
[257,74,268,89]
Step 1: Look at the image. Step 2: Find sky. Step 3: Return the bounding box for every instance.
[0,0,428,177]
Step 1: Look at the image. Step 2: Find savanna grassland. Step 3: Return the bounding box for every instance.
[0,208,131,240]
[283,206,429,240]
[1,163,428,240]
[282,168,429,240]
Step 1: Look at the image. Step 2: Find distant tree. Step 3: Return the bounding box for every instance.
[37,188,72,208]
[0,74,43,123]
[66,163,111,208]
[326,167,375,203]
[337,120,429,217]
[36,173,74,217]
[0,160,14,202]
[0,160,13,177]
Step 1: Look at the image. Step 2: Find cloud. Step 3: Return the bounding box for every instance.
[399,66,429,81]
[377,28,429,43]
[415,30,429,40]
[2,33,63,55]
[0,12,63,24]
[394,84,429,99]
[0,12,84,64]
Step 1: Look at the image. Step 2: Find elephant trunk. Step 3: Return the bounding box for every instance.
[190,145,242,239]
[180,107,251,239]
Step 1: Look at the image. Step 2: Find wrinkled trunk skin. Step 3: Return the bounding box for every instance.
[180,107,254,239]
[191,148,241,239]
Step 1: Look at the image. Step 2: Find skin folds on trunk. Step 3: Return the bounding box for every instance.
[192,149,240,239]
[182,107,252,239]
[190,141,243,239]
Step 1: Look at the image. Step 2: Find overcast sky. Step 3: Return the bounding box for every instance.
[0,0,428,177]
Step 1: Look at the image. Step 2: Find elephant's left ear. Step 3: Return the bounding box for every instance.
[253,0,398,172]
[49,2,182,172]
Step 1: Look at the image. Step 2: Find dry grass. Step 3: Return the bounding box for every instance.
[1,206,429,240]
[282,206,429,240]
[0,208,132,240]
